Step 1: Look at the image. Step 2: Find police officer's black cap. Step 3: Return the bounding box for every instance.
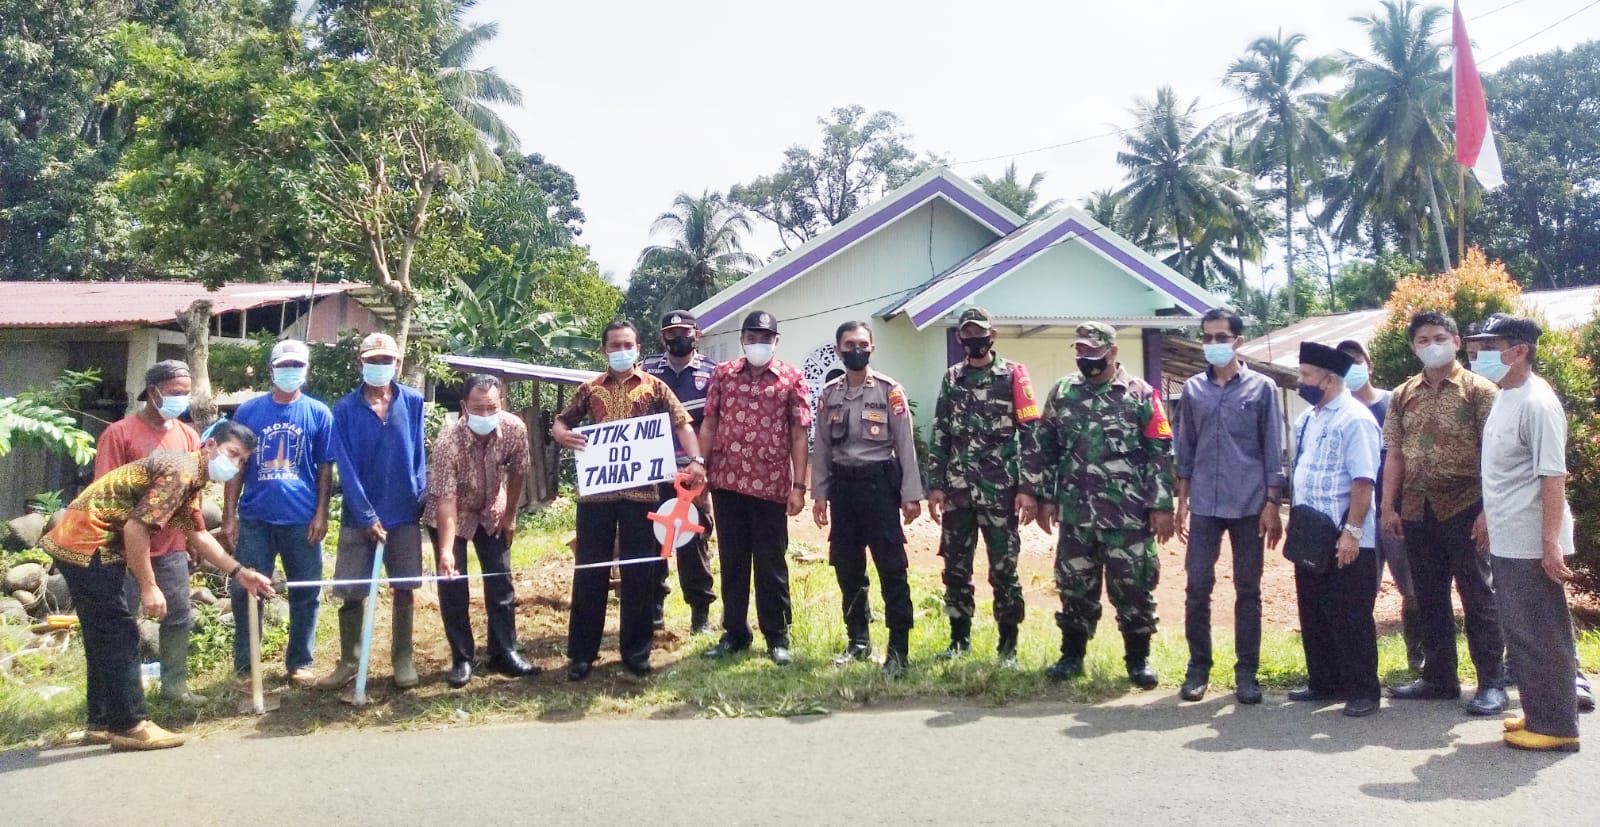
[1465,313,1542,344]
[741,310,778,334]
[1299,341,1353,375]
[660,310,697,330]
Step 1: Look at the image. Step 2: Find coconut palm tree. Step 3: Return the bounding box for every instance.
[436,1,523,177]
[1115,87,1249,283]
[1080,189,1127,232]
[637,190,763,308]
[1223,29,1340,317]
[1322,0,1453,268]
[972,162,1064,220]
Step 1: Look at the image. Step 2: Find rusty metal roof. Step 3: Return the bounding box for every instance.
[440,354,599,386]
[0,281,371,329]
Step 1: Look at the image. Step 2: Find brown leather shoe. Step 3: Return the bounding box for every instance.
[109,721,186,751]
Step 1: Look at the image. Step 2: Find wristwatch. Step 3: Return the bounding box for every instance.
[1342,523,1363,537]
[688,455,705,465]
[793,482,808,492]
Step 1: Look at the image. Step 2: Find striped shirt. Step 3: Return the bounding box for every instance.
[1292,391,1382,546]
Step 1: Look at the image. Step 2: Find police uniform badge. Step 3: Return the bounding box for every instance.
[694,373,709,391]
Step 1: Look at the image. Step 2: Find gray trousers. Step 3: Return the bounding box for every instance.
[1492,555,1578,738]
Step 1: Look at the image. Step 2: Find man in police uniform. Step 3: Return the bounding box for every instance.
[1037,321,1177,687]
[640,309,719,634]
[811,321,923,678]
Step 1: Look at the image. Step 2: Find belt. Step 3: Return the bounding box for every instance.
[830,461,894,481]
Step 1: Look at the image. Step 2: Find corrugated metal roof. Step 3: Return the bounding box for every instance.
[440,355,598,385]
[0,281,370,329]
[1237,285,1600,371]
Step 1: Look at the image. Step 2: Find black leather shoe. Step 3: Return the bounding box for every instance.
[566,660,592,682]
[623,657,652,677]
[1045,656,1084,682]
[1235,677,1263,706]
[689,605,711,636]
[1288,686,1342,702]
[446,661,473,688]
[881,651,908,680]
[1578,675,1594,712]
[487,652,541,678]
[1126,661,1158,690]
[1342,697,1379,717]
[1180,676,1208,702]
[1466,686,1508,715]
[703,640,749,660]
[1388,678,1461,700]
[769,646,793,666]
[833,643,872,666]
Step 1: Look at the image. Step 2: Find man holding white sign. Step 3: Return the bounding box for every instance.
[553,321,705,681]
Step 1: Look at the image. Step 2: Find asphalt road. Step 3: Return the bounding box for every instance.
[1,692,1594,825]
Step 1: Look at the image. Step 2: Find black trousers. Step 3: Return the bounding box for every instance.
[1493,555,1578,738]
[430,526,517,666]
[1295,546,1380,702]
[712,489,791,649]
[59,556,147,732]
[656,489,717,611]
[1404,502,1504,688]
[829,464,912,642]
[571,500,660,665]
[1184,514,1264,677]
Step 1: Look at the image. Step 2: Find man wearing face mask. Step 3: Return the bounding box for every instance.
[1468,316,1582,751]
[553,321,704,680]
[424,374,536,687]
[1287,342,1383,717]
[700,310,813,665]
[1380,311,1507,716]
[321,332,429,692]
[1036,322,1176,687]
[43,422,275,750]
[223,340,334,689]
[926,307,1043,667]
[639,310,719,634]
[92,360,202,708]
[1174,308,1284,705]
[811,321,924,677]
[1335,339,1425,675]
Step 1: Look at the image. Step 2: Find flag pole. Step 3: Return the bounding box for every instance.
[1457,163,1467,267]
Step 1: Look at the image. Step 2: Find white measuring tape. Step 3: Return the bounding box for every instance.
[284,557,670,588]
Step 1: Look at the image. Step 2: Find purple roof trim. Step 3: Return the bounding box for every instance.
[908,218,1212,327]
[697,177,1018,330]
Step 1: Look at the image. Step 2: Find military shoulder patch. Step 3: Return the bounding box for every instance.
[1143,389,1173,440]
[888,386,908,417]
[1011,364,1041,423]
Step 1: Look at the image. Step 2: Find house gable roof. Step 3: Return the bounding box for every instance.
[691,167,1022,331]
[883,207,1220,330]
[0,281,373,329]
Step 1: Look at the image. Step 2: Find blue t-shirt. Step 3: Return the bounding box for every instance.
[234,393,335,525]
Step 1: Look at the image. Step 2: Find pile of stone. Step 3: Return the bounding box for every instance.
[0,510,70,625]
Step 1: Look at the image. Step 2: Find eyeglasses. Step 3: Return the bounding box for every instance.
[1199,334,1236,345]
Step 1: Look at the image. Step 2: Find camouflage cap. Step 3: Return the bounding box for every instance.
[956,307,993,330]
[1074,321,1116,349]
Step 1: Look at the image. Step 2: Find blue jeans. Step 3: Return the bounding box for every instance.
[232,519,324,676]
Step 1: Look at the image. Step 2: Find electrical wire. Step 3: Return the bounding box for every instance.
[945,96,1248,167]
[1480,0,1600,64]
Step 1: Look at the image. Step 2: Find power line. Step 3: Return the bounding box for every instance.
[945,96,1247,168]
[1480,0,1600,64]
[1470,0,1531,20]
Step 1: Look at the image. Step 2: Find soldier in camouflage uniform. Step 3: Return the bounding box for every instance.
[926,307,1044,666]
[1037,321,1177,687]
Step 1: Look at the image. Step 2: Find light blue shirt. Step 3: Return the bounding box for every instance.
[1292,390,1382,547]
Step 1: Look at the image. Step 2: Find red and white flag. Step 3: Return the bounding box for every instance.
[1453,1,1504,189]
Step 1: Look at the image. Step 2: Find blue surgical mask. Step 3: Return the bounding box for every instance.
[1202,343,1235,368]
[1472,350,1512,383]
[362,363,396,387]
[207,453,240,483]
[272,366,307,394]
[466,413,499,436]
[157,393,189,420]
[1297,382,1325,407]
[607,348,638,372]
[1344,364,1370,391]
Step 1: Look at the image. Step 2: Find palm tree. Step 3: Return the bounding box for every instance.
[637,190,763,308]
[1080,189,1127,231]
[972,162,1064,220]
[436,1,523,177]
[1224,29,1340,317]
[1323,0,1453,269]
[1115,87,1249,285]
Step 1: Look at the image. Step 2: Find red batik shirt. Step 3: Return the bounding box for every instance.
[704,358,812,503]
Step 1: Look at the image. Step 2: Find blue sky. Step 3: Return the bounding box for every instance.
[471,0,1600,286]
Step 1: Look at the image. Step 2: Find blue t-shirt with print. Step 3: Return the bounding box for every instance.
[234,393,335,525]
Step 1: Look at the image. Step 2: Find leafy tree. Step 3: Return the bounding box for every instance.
[637,190,761,309]
[618,262,678,345]
[503,151,586,238]
[730,105,935,252]
[434,0,522,178]
[0,397,96,467]
[971,162,1062,220]
[1224,29,1339,317]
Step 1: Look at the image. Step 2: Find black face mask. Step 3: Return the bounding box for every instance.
[664,335,695,357]
[1077,355,1110,378]
[960,336,993,359]
[840,349,871,372]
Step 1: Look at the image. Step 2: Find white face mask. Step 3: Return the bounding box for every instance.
[1416,341,1458,369]
[743,342,775,368]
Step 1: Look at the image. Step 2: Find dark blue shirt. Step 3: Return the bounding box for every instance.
[640,352,718,462]
[1176,363,1286,519]
[332,383,427,529]
[234,393,335,525]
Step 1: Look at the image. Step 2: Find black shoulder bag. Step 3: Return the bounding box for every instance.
[1283,417,1343,576]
